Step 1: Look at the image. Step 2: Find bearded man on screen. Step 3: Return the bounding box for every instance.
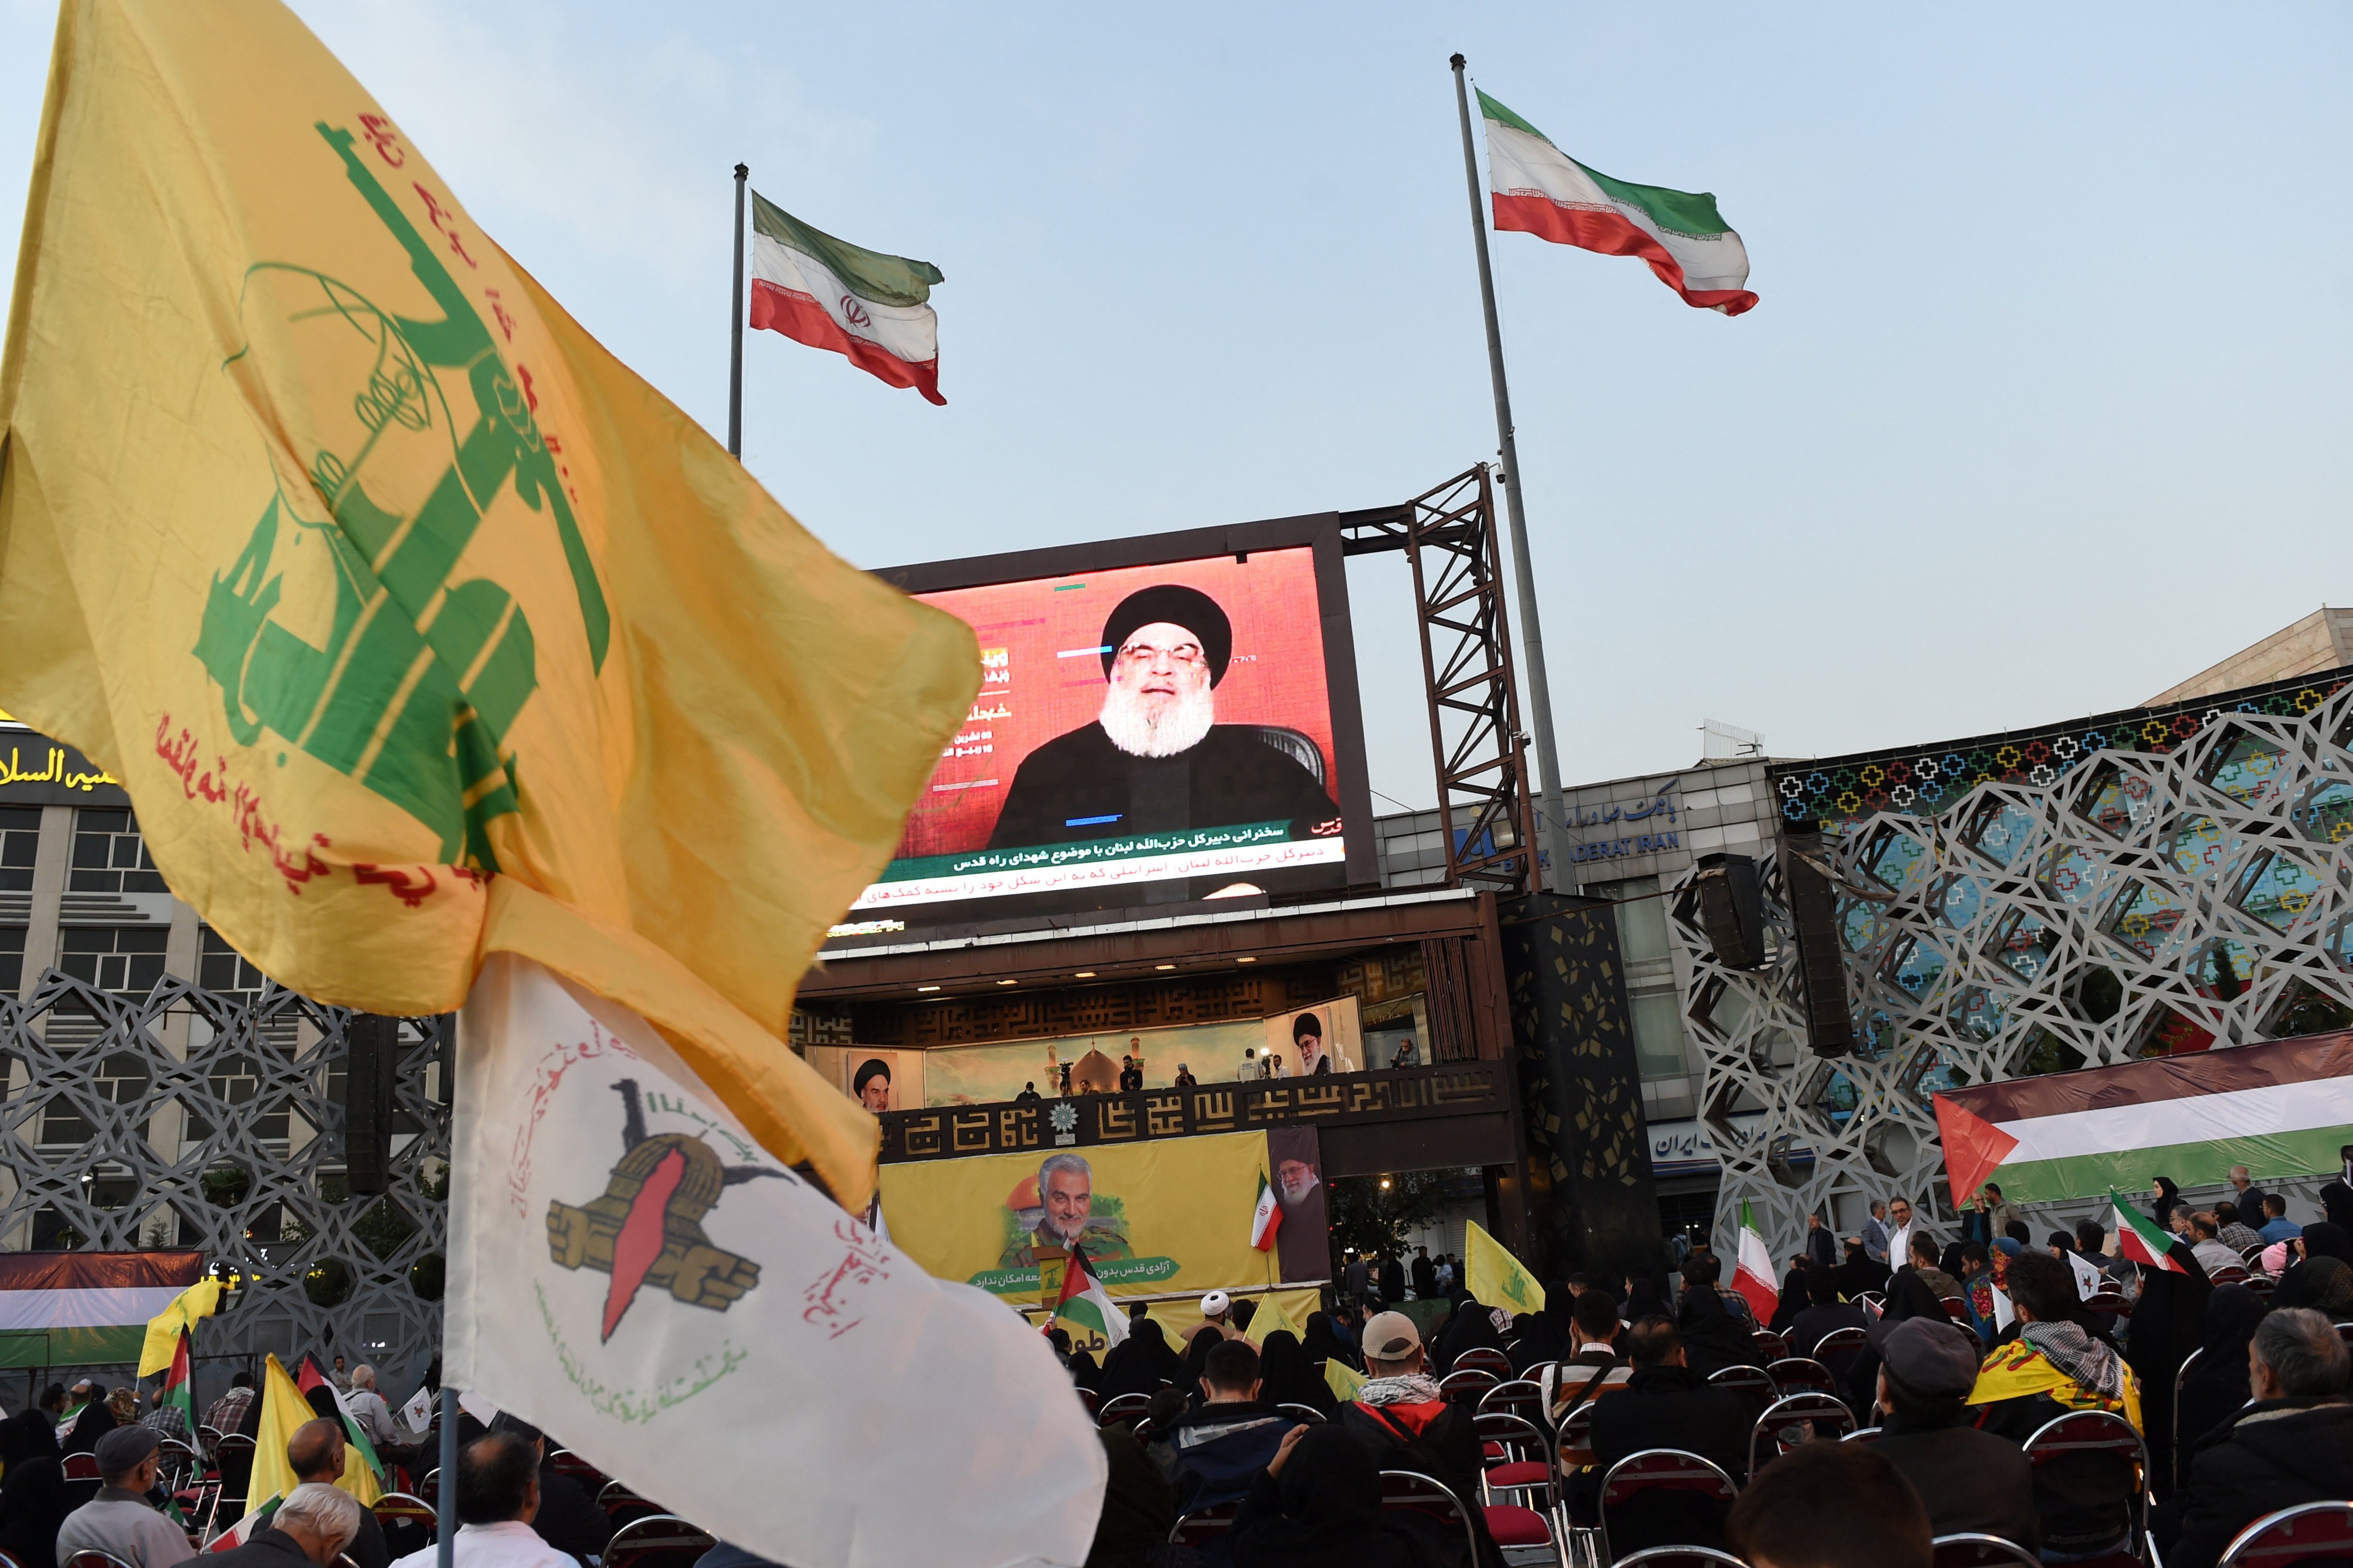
[987,585,1340,851]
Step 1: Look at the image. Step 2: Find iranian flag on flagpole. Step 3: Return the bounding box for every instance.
[1478,89,1758,315]
[161,1328,195,1430]
[1051,1247,1130,1350]
[748,192,946,404]
[1733,1200,1778,1322]
[1250,1172,1283,1252]
[2109,1189,2188,1273]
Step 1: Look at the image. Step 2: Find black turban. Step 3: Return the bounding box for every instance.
[1293,1011,1322,1040]
[1099,585,1233,687]
[853,1058,891,1094]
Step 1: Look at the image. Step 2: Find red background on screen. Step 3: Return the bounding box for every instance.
[893,548,1337,859]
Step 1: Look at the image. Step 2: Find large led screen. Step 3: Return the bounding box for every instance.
[856,516,1373,920]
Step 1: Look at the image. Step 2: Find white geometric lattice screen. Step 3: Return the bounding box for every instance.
[0,967,448,1381]
[1671,669,2353,1258]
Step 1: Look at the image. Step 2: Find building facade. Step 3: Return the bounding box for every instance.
[1673,668,2353,1258]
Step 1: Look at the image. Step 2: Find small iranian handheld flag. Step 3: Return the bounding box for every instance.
[2109,1189,2188,1273]
[1250,1172,1283,1252]
[161,1328,196,1430]
[749,192,946,404]
[1733,1200,1778,1322]
[1479,89,1757,315]
[1052,1246,1129,1350]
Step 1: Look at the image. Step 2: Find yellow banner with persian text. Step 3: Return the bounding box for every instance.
[881,1131,1328,1302]
[0,1,976,1203]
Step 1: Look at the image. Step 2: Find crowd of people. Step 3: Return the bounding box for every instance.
[1054,1175,2353,1567]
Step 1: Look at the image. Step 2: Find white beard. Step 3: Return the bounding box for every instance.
[1099,679,1214,758]
[1280,1172,1320,1207]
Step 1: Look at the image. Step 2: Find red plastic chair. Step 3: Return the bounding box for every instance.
[2218,1499,2353,1566]
[597,1480,668,1531]
[59,1453,102,1511]
[2173,1347,2207,1488]
[1811,1326,1870,1358]
[1943,1297,1975,1325]
[1598,1449,1739,1568]
[2021,1410,2147,1568]
[1931,1533,2042,1566]
[2244,1275,2276,1301]
[547,1448,609,1494]
[1453,1347,1513,1379]
[1474,1412,1552,1499]
[601,1515,714,1568]
[372,1492,436,1557]
[1749,1392,1857,1477]
[2335,1322,2353,1349]
[1706,1363,1777,1410]
[1767,1357,1836,1396]
[1612,1551,1745,1567]
[2209,1265,2249,1286]
[1074,1386,1100,1417]
[61,1552,137,1568]
[1750,1329,1790,1361]
[1378,1470,1482,1566]
[1477,1378,1548,1428]
[2084,1289,2132,1317]
[1094,1392,1152,1429]
[1438,1368,1499,1400]
[1166,1500,1237,1547]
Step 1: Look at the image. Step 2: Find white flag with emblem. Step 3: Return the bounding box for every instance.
[446,955,1103,1568]
[399,1387,432,1435]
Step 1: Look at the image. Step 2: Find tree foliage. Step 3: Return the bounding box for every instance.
[1328,1171,1451,1263]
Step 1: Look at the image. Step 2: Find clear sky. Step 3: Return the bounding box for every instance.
[2,2,2346,812]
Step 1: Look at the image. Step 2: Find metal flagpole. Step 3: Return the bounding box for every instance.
[434,1384,457,1568]
[728,163,749,458]
[1450,54,1570,893]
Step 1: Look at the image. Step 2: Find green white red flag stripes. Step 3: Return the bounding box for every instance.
[161,1329,196,1430]
[748,192,946,403]
[1052,1245,1130,1349]
[2109,1190,2188,1273]
[1477,90,1756,315]
[1250,1172,1283,1252]
[1733,1200,1778,1321]
[1934,1033,2353,1205]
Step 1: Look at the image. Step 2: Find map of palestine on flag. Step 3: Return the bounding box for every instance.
[1,3,1102,1564]
[750,193,946,403]
[1479,88,1758,315]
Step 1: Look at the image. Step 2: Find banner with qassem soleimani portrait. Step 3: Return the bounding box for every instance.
[880,1129,1328,1297]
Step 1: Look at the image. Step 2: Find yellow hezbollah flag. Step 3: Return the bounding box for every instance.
[137,1278,222,1377]
[1465,1220,1544,1317]
[0,2,976,1203]
[246,1355,380,1515]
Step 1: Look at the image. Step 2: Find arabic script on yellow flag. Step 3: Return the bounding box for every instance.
[1465,1220,1544,1317]
[0,0,977,1204]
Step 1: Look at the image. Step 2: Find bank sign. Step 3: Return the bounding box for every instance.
[1562,783,1679,865]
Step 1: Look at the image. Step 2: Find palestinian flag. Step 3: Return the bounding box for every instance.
[1250,1173,1282,1252]
[160,1328,196,1431]
[1050,1247,1128,1350]
[1478,90,1756,315]
[749,193,945,404]
[1934,1035,2353,1205]
[2109,1190,2187,1274]
[1733,1200,1778,1322]
[296,1358,386,1480]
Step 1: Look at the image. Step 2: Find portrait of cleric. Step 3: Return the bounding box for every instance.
[1267,1127,1330,1284]
[986,584,1341,851]
[998,1151,1134,1269]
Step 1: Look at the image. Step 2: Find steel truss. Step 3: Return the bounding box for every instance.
[1343,465,1540,897]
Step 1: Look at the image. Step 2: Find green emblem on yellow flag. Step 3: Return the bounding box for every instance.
[0,0,980,1206]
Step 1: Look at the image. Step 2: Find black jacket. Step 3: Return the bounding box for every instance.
[988,724,1338,850]
[1973,1384,2133,1554]
[2155,1399,2353,1568]
[1379,1259,1407,1303]
[204,1527,312,1568]
[1583,1365,1752,1557]
[1339,1397,1497,1566]
[534,1462,613,1563]
[1873,1416,2042,1551]
[1411,1256,1437,1298]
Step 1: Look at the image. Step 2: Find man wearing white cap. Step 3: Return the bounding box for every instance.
[1338,1311,1498,1562]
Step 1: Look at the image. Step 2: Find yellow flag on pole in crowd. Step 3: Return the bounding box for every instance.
[136,1279,222,1377]
[0,0,977,1208]
[244,1355,379,1518]
[1465,1220,1544,1317]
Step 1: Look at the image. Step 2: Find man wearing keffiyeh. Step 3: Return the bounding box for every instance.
[1969,1252,2142,1559]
